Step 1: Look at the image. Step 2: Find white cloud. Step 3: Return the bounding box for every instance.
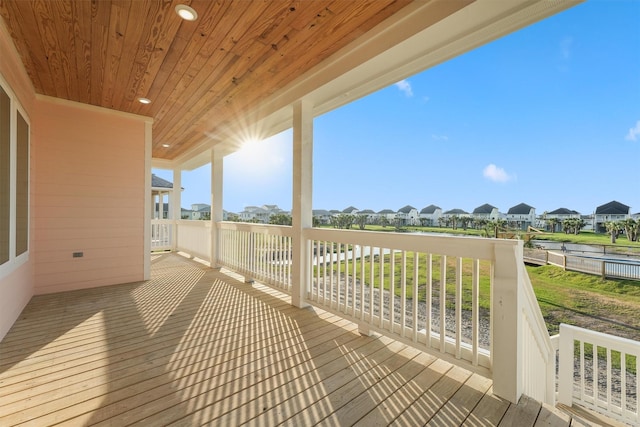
[625,120,640,141]
[431,134,449,141]
[560,36,573,60]
[394,79,413,97]
[483,164,514,183]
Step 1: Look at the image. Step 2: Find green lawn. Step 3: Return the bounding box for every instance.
[526,265,640,338]
[316,245,640,341]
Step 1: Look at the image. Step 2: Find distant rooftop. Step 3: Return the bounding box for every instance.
[507,203,534,215]
[548,207,580,215]
[420,205,441,214]
[595,200,630,215]
[473,203,497,214]
[151,174,173,189]
[398,205,417,213]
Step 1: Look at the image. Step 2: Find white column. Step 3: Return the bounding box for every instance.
[143,121,152,280]
[172,168,182,251]
[291,99,313,308]
[210,148,223,268]
[491,242,523,403]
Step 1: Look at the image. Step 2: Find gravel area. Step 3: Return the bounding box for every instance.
[311,275,638,413]
[311,276,491,349]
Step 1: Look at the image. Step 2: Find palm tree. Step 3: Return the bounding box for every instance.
[547,218,559,233]
[604,221,621,243]
[622,218,638,242]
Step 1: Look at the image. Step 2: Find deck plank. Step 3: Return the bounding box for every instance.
[393,364,473,424]
[500,394,542,427]
[462,386,510,426]
[0,253,596,427]
[353,357,451,426]
[427,372,493,426]
[534,402,571,427]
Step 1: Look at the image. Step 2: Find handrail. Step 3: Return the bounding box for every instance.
[174,223,558,405]
[558,323,640,425]
[519,261,556,404]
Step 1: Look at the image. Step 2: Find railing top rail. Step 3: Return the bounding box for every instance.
[176,219,212,228]
[560,323,640,355]
[217,221,293,236]
[305,227,520,260]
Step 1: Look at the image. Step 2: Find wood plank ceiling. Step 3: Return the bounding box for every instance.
[0,0,412,160]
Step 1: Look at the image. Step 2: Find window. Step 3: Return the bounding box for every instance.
[0,86,9,265]
[0,77,30,275]
[16,111,29,256]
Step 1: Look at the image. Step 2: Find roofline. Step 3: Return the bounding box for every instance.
[162,0,582,170]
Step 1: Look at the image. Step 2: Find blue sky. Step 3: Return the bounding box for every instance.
[154,0,640,216]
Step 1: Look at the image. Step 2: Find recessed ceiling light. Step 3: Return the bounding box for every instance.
[137,97,151,104]
[175,4,198,21]
[162,144,170,148]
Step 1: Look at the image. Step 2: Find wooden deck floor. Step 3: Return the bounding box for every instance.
[0,253,610,426]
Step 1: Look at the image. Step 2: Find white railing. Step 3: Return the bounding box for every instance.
[305,228,492,370]
[175,220,211,261]
[217,222,293,293]
[558,323,640,425]
[565,255,604,276]
[304,228,554,404]
[520,261,556,404]
[543,251,640,281]
[547,250,566,268]
[151,219,173,251]
[606,260,640,281]
[170,222,556,405]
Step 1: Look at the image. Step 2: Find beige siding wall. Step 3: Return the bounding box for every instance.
[0,19,35,341]
[32,98,147,294]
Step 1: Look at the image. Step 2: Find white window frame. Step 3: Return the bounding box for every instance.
[0,72,30,280]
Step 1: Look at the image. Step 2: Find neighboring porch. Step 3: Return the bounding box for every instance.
[0,253,605,426]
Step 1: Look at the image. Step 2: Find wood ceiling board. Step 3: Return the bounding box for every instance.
[0,0,434,161]
[88,0,109,106]
[157,0,410,159]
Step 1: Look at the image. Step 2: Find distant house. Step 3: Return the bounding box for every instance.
[443,208,469,218]
[506,203,535,230]
[594,201,630,232]
[543,208,581,231]
[472,203,500,222]
[632,212,640,221]
[181,207,193,220]
[342,206,359,215]
[239,204,288,223]
[312,209,333,225]
[191,203,211,220]
[151,174,175,219]
[358,209,377,224]
[377,209,396,223]
[396,205,419,226]
[239,206,269,223]
[419,205,442,226]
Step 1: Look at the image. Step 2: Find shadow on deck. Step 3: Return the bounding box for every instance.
[0,253,616,426]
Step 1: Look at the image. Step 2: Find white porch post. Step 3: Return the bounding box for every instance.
[172,168,181,251]
[491,242,524,403]
[291,99,313,308]
[210,148,223,268]
[144,121,152,280]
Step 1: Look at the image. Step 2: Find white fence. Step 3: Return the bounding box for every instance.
[175,220,211,261]
[527,249,640,281]
[151,219,173,251]
[168,222,556,405]
[520,261,557,404]
[304,228,554,404]
[217,222,293,293]
[558,324,640,425]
